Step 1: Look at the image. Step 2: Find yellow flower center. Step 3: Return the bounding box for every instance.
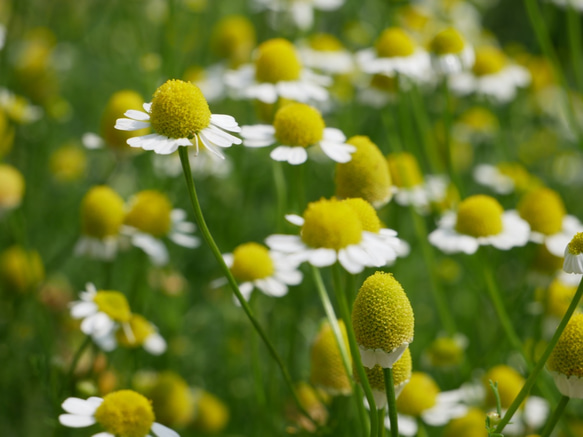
[370,74,399,92]
[387,152,424,188]
[192,390,230,434]
[472,47,506,76]
[148,372,195,428]
[273,103,325,147]
[93,291,132,323]
[352,272,414,353]
[50,145,87,182]
[568,233,583,255]
[255,38,302,83]
[375,27,416,58]
[124,190,172,238]
[0,164,25,209]
[544,278,577,317]
[94,390,155,437]
[497,162,534,193]
[117,314,154,347]
[430,27,465,55]
[427,337,464,367]
[443,408,487,437]
[230,242,274,282]
[455,195,504,238]
[301,198,363,250]
[335,136,392,207]
[149,79,211,139]
[101,90,150,150]
[398,6,430,32]
[211,15,256,67]
[459,106,498,133]
[342,198,382,233]
[81,186,125,239]
[0,246,44,293]
[310,320,352,394]
[397,372,439,416]
[518,187,566,235]
[309,33,344,52]
[549,313,583,377]
[484,365,524,409]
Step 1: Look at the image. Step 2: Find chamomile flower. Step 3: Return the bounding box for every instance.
[114,314,167,355]
[115,79,241,159]
[210,15,256,68]
[253,0,344,31]
[0,164,25,214]
[0,87,43,123]
[183,64,225,104]
[473,162,538,195]
[222,242,303,300]
[429,194,530,254]
[429,27,474,76]
[357,74,400,108]
[225,38,330,105]
[266,198,407,274]
[564,232,583,274]
[122,190,199,266]
[548,313,583,398]
[240,102,355,165]
[58,390,179,437]
[452,106,499,144]
[0,245,44,293]
[191,389,230,434]
[298,33,354,75]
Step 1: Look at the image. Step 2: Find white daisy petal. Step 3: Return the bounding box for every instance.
[270,146,293,162]
[275,269,303,286]
[91,432,114,437]
[151,422,180,437]
[59,414,97,428]
[265,234,305,252]
[308,248,337,267]
[70,301,98,319]
[127,133,165,150]
[124,109,150,121]
[258,277,288,297]
[169,232,200,248]
[62,398,100,416]
[287,147,308,165]
[319,141,355,163]
[143,102,152,112]
[205,124,242,146]
[239,282,255,300]
[144,333,167,356]
[338,249,365,274]
[222,253,234,267]
[198,131,226,159]
[323,127,346,142]
[114,118,150,131]
[132,233,169,266]
[210,114,241,132]
[285,214,305,226]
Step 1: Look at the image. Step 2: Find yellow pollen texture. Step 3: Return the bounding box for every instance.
[352,271,414,353]
[309,33,344,52]
[102,90,149,149]
[396,372,439,416]
[335,136,392,207]
[569,233,583,255]
[81,186,125,239]
[124,190,172,238]
[430,28,465,55]
[455,195,504,238]
[230,242,274,282]
[273,103,325,147]
[472,47,506,76]
[94,291,132,323]
[255,38,302,83]
[149,79,211,139]
[94,390,155,437]
[484,365,524,409]
[375,27,416,58]
[548,313,583,377]
[518,187,566,235]
[301,198,363,250]
[387,152,424,188]
[117,314,154,347]
[342,198,382,233]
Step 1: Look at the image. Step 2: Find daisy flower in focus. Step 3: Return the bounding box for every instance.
[564,232,583,274]
[59,390,179,437]
[298,33,354,75]
[241,102,355,165]
[428,27,474,76]
[115,79,241,158]
[225,38,330,105]
[267,198,408,274]
[122,190,199,266]
[429,194,530,254]
[253,0,344,31]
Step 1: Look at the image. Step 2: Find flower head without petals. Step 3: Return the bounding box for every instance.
[548,314,583,398]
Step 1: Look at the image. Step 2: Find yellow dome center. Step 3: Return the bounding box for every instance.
[94,390,155,437]
[455,195,504,238]
[309,33,344,52]
[116,314,154,347]
[430,27,465,55]
[375,27,416,58]
[342,198,382,233]
[255,38,302,83]
[230,242,274,282]
[0,164,25,209]
[93,291,132,323]
[472,47,506,76]
[387,152,424,188]
[273,103,325,147]
[548,313,583,377]
[81,186,125,239]
[484,365,524,409]
[518,187,566,235]
[149,79,211,139]
[397,372,439,416]
[124,190,172,238]
[301,198,363,250]
[568,232,583,255]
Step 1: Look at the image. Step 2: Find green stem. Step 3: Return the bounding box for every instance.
[441,79,464,197]
[178,147,316,428]
[383,368,399,437]
[66,336,92,389]
[541,395,570,437]
[409,85,443,173]
[272,161,287,232]
[377,408,386,437]
[495,277,583,434]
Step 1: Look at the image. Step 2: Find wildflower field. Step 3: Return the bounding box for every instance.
[3,0,583,436]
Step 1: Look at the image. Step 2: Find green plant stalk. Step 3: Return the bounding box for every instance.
[66,335,92,389]
[541,395,570,437]
[495,276,583,433]
[178,147,316,427]
[272,161,287,232]
[383,368,399,437]
[378,407,386,437]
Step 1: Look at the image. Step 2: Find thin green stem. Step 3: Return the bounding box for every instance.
[441,79,464,197]
[178,148,316,428]
[495,277,583,434]
[355,385,371,437]
[377,408,386,437]
[66,336,92,390]
[272,161,287,232]
[409,85,443,173]
[541,395,570,437]
[383,368,399,437]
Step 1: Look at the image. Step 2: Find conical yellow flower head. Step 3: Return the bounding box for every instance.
[518,187,566,235]
[310,320,352,395]
[149,79,211,139]
[309,33,344,52]
[548,314,583,378]
[342,198,382,233]
[94,291,132,323]
[124,190,172,238]
[472,47,506,76]
[146,372,195,428]
[375,27,416,58]
[230,242,274,282]
[50,145,87,182]
[301,198,363,250]
[255,38,302,83]
[455,195,504,238]
[443,408,487,437]
[568,233,583,255]
[430,27,465,55]
[0,164,25,209]
[81,186,125,239]
[356,348,412,392]
[273,103,325,147]
[483,365,524,409]
[193,390,230,433]
[396,372,439,416]
[352,272,414,354]
[101,90,150,150]
[427,336,464,368]
[387,152,424,188]
[543,278,577,317]
[211,15,256,67]
[94,390,155,437]
[0,246,44,293]
[335,136,392,207]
